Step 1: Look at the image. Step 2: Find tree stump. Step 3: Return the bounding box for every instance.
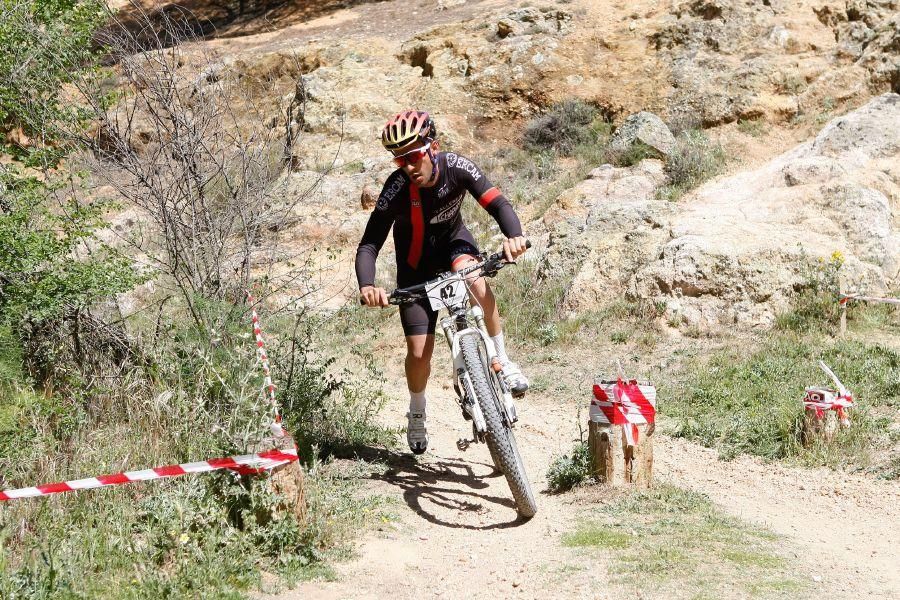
[801,385,852,448]
[271,458,307,525]
[249,436,306,524]
[588,421,654,488]
[801,407,841,447]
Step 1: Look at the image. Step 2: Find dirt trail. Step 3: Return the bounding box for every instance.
[657,437,900,597]
[260,335,900,600]
[226,0,900,596]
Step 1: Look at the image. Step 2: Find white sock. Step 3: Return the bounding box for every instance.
[409,390,427,415]
[491,332,509,363]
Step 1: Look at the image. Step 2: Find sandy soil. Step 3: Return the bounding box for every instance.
[258,330,900,600]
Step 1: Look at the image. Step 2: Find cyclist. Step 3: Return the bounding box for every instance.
[356,109,530,454]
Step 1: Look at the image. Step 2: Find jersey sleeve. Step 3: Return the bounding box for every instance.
[354,171,405,288]
[449,153,523,238]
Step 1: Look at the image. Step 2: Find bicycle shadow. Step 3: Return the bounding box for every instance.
[356,446,528,530]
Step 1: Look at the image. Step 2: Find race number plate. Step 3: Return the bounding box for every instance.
[427,277,467,311]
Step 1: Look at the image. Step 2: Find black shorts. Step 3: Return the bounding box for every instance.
[398,239,480,336]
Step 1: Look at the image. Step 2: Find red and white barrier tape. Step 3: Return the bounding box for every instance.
[590,378,657,447]
[839,294,900,306]
[0,292,297,502]
[0,448,298,501]
[247,291,286,438]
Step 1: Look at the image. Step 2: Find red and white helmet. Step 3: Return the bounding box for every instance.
[381,109,437,152]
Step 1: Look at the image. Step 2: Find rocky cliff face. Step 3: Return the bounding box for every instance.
[113,0,900,319]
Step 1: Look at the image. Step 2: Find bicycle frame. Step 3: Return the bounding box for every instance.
[428,273,518,438]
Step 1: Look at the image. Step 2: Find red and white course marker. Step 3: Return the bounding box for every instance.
[590,378,657,447]
[803,360,854,426]
[0,291,297,502]
[839,294,900,306]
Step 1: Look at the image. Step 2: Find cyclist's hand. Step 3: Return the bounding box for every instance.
[503,236,529,262]
[359,285,389,307]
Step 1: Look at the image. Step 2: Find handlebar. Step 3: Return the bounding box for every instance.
[359,241,531,306]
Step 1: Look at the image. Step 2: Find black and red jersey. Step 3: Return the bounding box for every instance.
[355,151,522,288]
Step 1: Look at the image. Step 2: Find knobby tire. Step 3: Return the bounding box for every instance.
[460,333,537,518]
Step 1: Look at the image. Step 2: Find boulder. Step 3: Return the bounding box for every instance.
[608,112,676,158]
[539,159,671,315]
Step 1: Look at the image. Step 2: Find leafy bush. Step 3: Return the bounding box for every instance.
[776,250,845,333]
[546,442,592,492]
[0,304,394,598]
[523,99,604,156]
[0,0,106,164]
[608,140,658,167]
[280,343,394,459]
[657,130,726,201]
[0,170,139,321]
[0,461,382,598]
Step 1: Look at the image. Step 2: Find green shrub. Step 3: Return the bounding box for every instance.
[657,130,726,201]
[0,461,381,598]
[775,250,844,333]
[523,99,604,156]
[280,348,394,460]
[608,140,658,168]
[0,300,395,598]
[0,324,23,386]
[490,257,570,346]
[546,442,592,492]
[737,118,765,137]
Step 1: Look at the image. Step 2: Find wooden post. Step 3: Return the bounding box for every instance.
[250,437,306,524]
[588,421,654,487]
[840,301,847,336]
[801,408,840,447]
[271,458,307,524]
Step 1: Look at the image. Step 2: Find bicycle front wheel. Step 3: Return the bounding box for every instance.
[460,333,537,518]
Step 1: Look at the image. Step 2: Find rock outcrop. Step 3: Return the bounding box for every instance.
[544,94,900,328]
[645,0,899,126]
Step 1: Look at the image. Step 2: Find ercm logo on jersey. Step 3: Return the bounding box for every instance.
[377,174,406,210]
[451,155,482,182]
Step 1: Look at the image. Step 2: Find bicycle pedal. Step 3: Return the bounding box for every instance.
[456,438,473,451]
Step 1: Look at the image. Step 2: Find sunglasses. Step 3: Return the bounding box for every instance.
[392,142,431,167]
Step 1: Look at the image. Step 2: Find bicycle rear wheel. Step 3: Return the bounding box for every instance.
[460,333,537,518]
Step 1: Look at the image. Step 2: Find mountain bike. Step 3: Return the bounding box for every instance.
[387,248,538,519]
